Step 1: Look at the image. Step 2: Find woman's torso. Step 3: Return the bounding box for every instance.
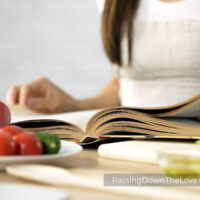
[119,0,200,107]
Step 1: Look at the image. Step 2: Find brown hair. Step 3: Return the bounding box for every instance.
[102,0,139,66]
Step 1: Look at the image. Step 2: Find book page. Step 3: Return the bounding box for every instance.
[10,105,100,131]
[132,93,200,117]
[157,98,200,117]
[163,117,200,126]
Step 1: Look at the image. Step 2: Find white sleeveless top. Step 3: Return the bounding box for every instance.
[97,0,200,107]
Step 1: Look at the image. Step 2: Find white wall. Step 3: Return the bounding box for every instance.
[0,0,111,101]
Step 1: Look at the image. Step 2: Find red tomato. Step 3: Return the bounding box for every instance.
[0,132,16,156]
[0,101,11,128]
[1,125,25,137]
[13,132,43,155]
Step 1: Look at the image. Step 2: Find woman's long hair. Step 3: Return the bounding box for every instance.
[102,0,139,66]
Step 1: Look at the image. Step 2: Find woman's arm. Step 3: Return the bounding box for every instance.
[6,76,121,113]
[76,77,121,110]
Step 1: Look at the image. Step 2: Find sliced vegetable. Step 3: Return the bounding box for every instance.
[196,140,200,145]
[34,132,61,154]
[13,132,43,155]
[1,125,25,137]
[0,132,16,156]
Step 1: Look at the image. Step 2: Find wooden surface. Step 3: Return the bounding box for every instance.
[0,149,200,200]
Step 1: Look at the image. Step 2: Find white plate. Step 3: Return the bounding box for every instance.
[0,141,82,168]
[0,183,68,200]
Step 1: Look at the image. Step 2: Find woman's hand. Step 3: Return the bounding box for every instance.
[6,77,78,113]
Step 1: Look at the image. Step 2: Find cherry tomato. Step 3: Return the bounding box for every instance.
[0,132,16,156]
[1,125,25,137]
[14,132,43,155]
[0,101,11,128]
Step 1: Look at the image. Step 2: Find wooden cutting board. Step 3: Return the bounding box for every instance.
[98,140,198,165]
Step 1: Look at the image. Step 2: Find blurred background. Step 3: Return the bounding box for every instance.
[0,0,111,101]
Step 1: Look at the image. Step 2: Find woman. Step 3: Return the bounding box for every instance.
[6,0,200,113]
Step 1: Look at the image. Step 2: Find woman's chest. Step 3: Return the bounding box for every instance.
[130,20,200,79]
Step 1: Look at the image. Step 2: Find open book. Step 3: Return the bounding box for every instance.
[10,94,200,145]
